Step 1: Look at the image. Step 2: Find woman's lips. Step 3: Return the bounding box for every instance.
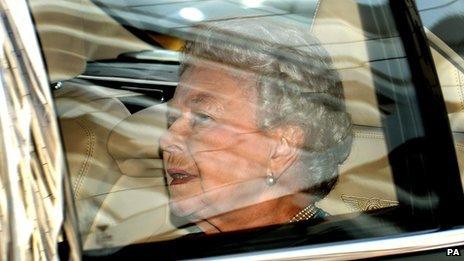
[167,168,198,185]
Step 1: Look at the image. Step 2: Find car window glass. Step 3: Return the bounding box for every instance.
[26,0,462,259]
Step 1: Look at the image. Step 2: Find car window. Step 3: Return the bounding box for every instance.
[416,0,464,188]
[26,0,464,259]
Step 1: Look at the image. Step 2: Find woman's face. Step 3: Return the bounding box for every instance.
[160,64,275,221]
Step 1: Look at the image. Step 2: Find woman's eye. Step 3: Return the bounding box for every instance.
[193,112,213,127]
[167,115,179,128]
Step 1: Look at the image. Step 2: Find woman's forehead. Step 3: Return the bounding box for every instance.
[173,64,257,106]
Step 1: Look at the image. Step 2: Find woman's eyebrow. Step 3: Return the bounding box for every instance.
[190,93,216,106]
[189,93,225,114]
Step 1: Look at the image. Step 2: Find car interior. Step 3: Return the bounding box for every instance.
[28,0,464,252]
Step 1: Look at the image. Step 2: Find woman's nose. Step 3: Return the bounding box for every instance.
[160,115,190,154]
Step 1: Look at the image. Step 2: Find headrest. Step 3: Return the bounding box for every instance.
[311,0,464,132]
[107,104,168,177]
[311,0,388,128]
[54,80,133,118]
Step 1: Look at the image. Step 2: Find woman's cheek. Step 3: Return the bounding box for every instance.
[189,124,237,153]
[191,149,269,214]
[189,126,269,181]
[191,154,246,212]
[192,149,238,183]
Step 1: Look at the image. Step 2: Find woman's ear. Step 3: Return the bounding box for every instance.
[269,125,305,178]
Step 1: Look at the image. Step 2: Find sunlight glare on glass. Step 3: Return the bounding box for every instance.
[241,0,265,8]
[179,7,205,22]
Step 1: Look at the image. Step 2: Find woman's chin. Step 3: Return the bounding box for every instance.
[169,200,204,221]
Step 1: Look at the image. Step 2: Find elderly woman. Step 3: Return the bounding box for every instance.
[160,19,352,234]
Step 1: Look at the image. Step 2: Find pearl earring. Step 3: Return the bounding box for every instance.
[265,171,276,186]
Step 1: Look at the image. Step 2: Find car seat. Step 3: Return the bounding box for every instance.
[312,0,464,214]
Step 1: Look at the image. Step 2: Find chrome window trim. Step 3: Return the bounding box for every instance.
[424,27,464,73]
[203,228,464,260]
[77,75,178,86]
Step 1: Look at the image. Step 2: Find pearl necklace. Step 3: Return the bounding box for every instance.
[289,204,317,223]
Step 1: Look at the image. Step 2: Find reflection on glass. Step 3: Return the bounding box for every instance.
[28,0,440,256]
[179,7,205,22]
[241,0,265,8]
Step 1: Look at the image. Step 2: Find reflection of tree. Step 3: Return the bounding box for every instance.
[431,15,464,58]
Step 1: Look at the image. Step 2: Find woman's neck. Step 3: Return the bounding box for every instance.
[197,193,312,234]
